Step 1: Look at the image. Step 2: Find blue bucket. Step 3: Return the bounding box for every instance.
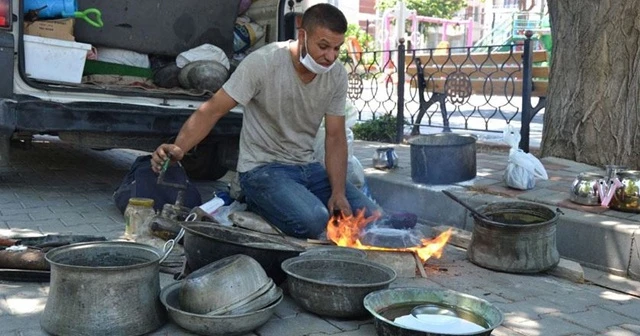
[24,0,77,18]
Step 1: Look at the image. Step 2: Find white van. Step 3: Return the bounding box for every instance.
[0,0,306,179]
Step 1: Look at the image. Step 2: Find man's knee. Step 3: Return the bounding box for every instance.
[291,206,329,239]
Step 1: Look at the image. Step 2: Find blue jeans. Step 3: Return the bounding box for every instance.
[239,162,380,239]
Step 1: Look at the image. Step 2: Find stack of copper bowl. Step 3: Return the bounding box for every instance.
[160,254,282,336]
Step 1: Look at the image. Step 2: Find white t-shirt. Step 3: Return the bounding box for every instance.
[222,41,347,173]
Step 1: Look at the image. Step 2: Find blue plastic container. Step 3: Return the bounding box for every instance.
[24,0,77,18]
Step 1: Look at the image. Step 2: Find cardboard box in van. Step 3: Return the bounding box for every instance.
[24,19,75,41]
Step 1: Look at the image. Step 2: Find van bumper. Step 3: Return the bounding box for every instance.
[11,96,242,137]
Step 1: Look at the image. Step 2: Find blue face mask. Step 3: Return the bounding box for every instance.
[299,30,335,75]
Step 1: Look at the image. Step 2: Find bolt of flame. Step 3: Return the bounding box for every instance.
[326,209,452,262]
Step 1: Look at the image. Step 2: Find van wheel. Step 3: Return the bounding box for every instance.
[181,142,228,181]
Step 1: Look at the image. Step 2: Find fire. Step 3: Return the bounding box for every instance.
[326,210,452,262]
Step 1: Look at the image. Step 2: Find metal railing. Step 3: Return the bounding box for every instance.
[343,32,545,152]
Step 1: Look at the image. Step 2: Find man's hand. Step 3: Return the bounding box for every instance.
[151,144,185,173]
[327,193,353,217]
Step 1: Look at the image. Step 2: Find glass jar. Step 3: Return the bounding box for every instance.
[124,198,155,239]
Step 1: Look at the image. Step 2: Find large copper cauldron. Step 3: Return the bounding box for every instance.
[467,201,559,273]
[41,241,168,335]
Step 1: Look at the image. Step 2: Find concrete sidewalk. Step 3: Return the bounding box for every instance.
[354,140,640,280]
[0,138,640,335]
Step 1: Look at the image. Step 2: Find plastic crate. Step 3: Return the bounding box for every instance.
[24,35,91,84]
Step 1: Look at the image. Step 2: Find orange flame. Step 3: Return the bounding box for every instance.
[326,210,452,262]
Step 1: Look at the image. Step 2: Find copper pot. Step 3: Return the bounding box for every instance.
[609,170,640,213]
[41,242,168,335]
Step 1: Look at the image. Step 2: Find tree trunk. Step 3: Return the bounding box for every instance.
[541,0,640,168]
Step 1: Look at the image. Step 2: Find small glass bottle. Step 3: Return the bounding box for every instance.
[124,198,155,240]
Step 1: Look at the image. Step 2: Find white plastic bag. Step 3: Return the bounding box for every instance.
[211,201,248,226]
[314,101,364,189]
[97,47,150,68]
[314,127,364,188]
[176,44,230,70]
[503,125,548,190]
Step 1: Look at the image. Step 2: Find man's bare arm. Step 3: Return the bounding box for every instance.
[151,89,238,171]
[324,114,350,214]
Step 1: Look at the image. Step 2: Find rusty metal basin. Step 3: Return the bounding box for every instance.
[468,201,560,273]
[281,256,396,318]
[364,287,503,336]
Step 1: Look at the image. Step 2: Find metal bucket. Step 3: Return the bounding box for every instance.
[467,202,560,273]
[40,241,167,336]
[408,134,476,184]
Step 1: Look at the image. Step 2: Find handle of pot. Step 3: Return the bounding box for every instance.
[386,149,395,168]
[160,228,184,264]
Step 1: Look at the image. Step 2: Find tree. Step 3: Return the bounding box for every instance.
[540,1,640,167]
[376,0,468,19]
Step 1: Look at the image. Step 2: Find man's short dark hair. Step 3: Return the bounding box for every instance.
[301,4,348,35]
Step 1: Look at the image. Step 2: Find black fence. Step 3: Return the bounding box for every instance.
[343,32,548,152]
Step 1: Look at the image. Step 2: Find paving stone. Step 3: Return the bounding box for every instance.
[39,223,97,235]
[21,199,69,209]
[309,323,375,336]
[518,188,568,206]
[274,295,305,319]
[61,214,117,227]
[430,271,552,303]
[604,325,640,336]
[0,312,45,331]
[388,276,444,288]
[28,210,78,222]
[15,328,48,336]
[494,296,569,321]
[148,322,216,335]
[0,197,23,205]
[599,300,640,319]
[615,324,640,333]
[534,292,605,314]
[549,306,639,332]
[504,314,596,335]
[602,210,639,220]
[5,220,62,231]
[0,283,47,299]
[256,312,341,336]
[0,295,9,316]
[491,326,529,336]
[0,208,41,217]
[546,258,584,283]
[90,225,123,239]
[48,204,102,214]
[0,201,26,211]
[324,316,372,332]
